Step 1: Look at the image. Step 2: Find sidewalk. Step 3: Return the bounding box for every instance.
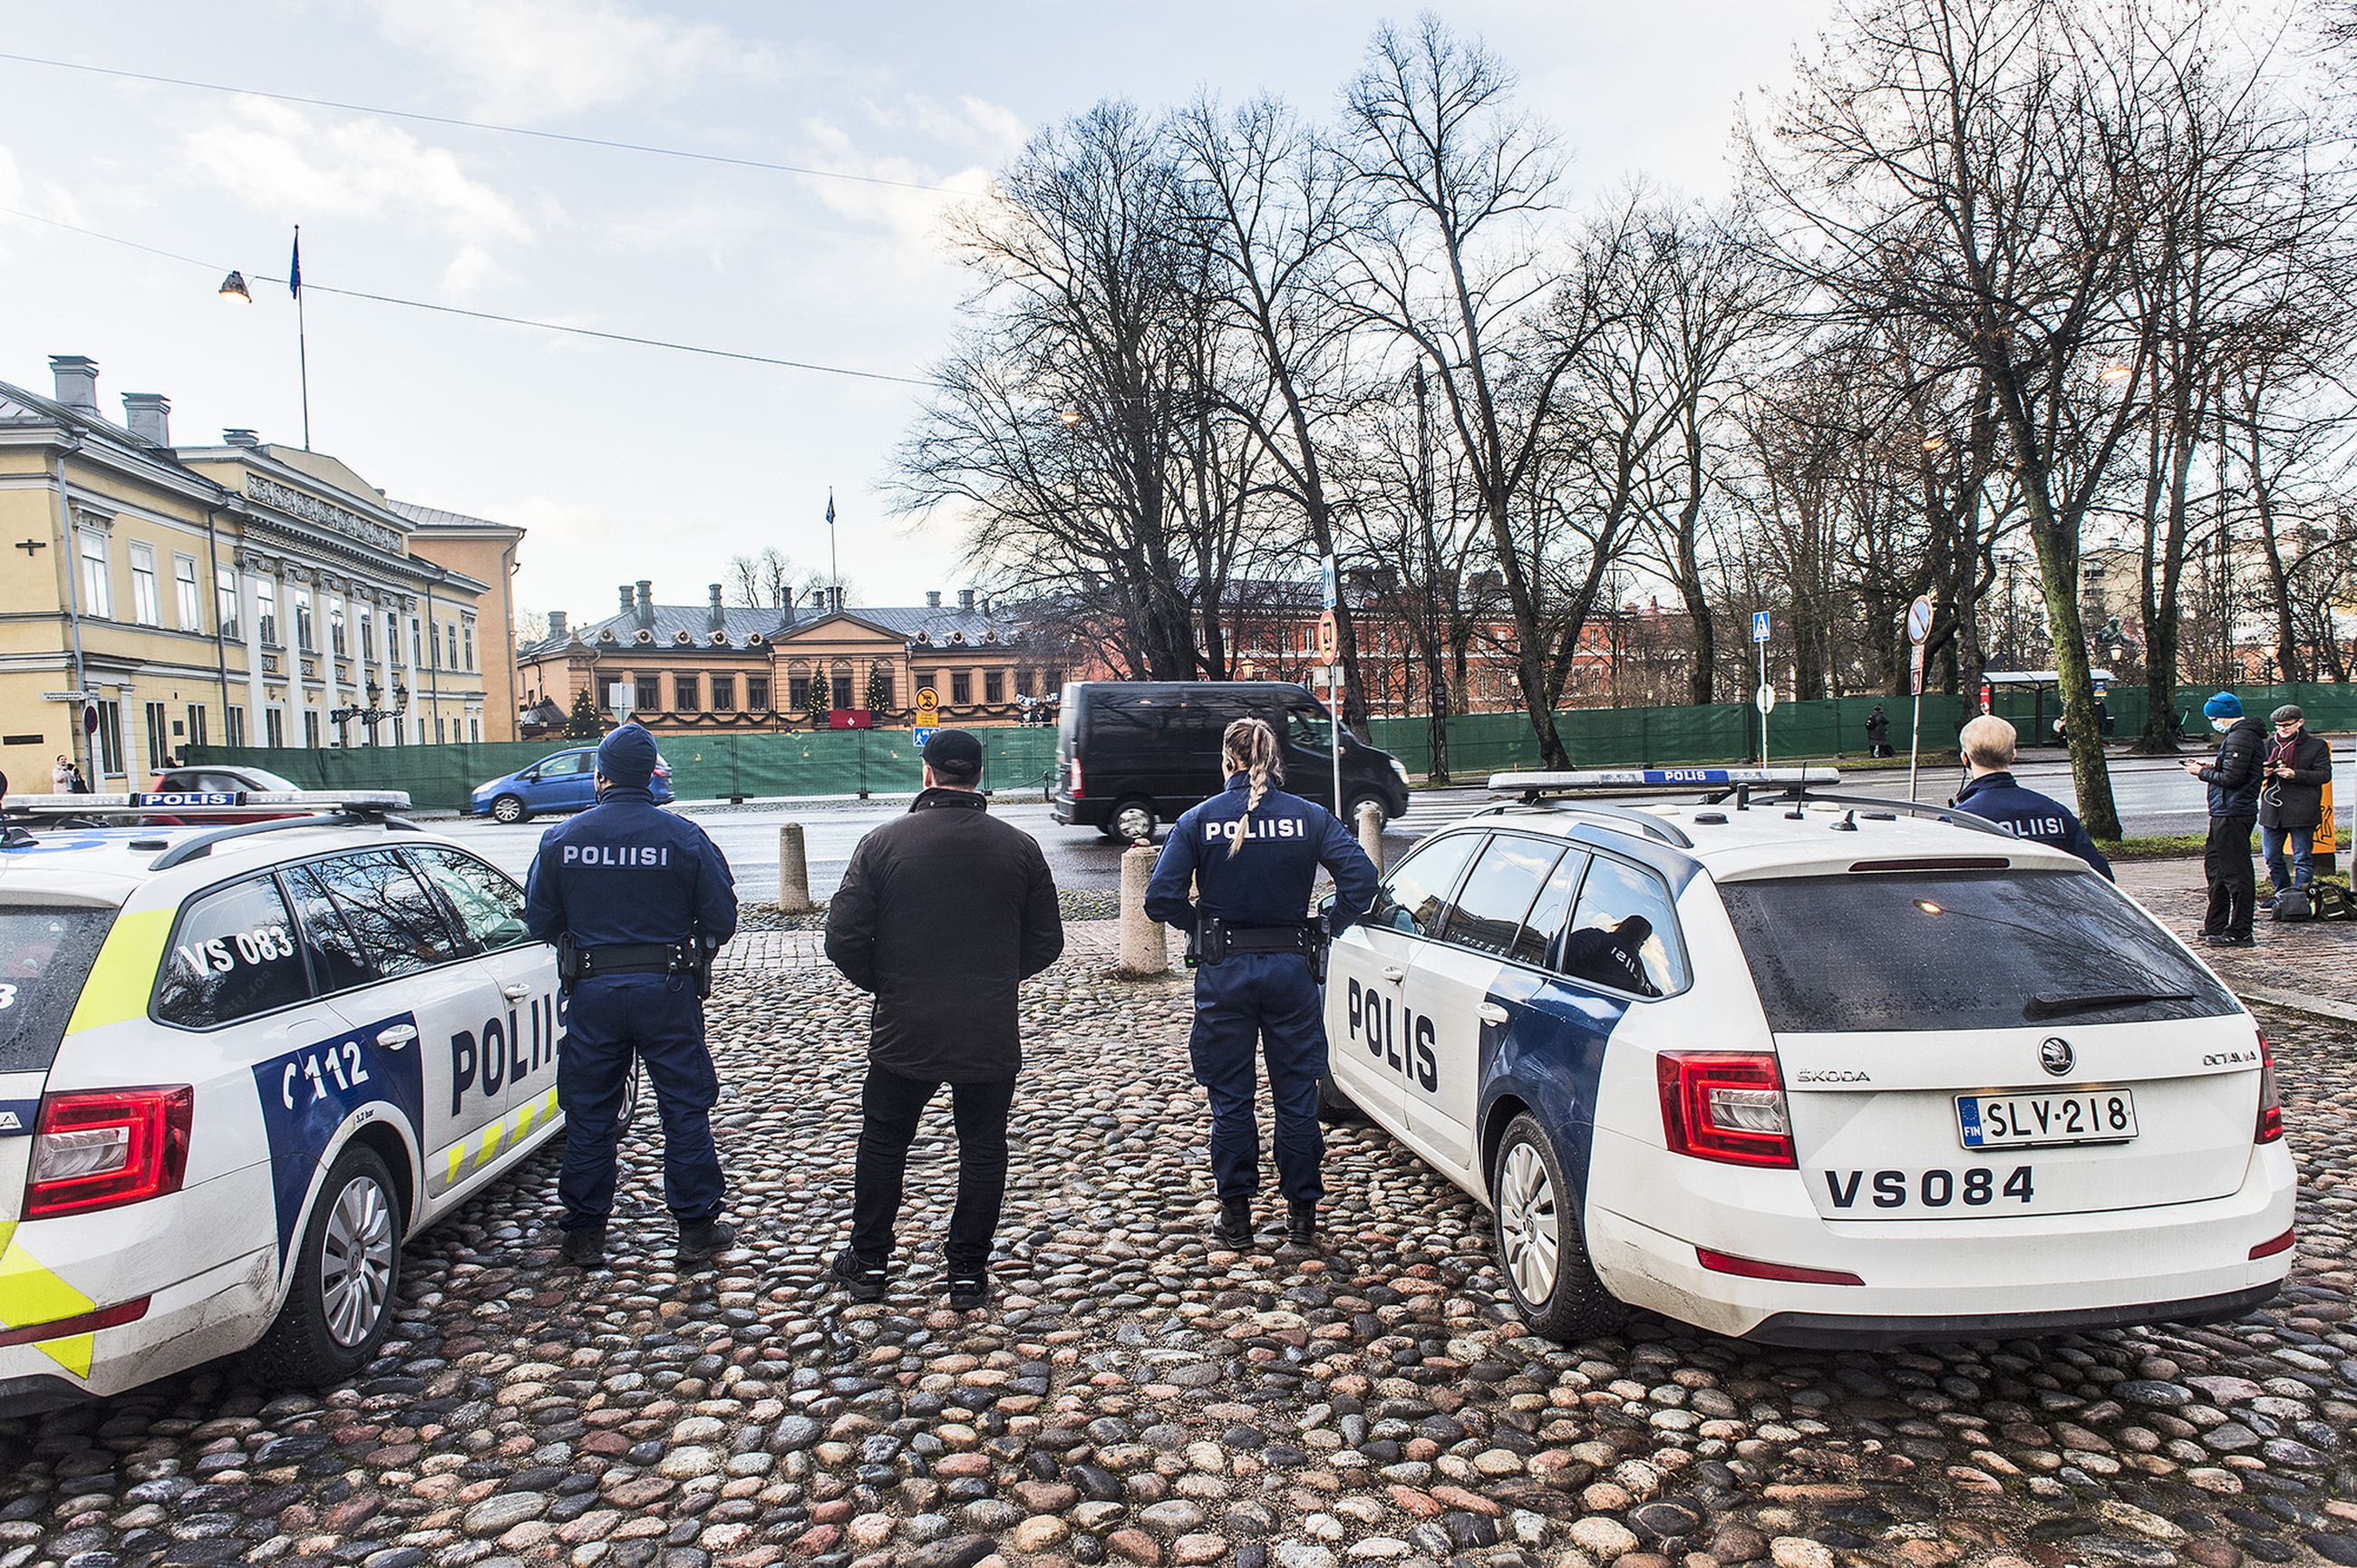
[2115,856,2357,1022]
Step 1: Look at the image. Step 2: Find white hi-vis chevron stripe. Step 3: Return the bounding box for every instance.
[438,1088,561,1191]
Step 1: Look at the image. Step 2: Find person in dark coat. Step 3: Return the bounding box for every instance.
[1865,705,1891,759]
[2257,703,2333,897]
[823,729,1064,1307]
[1950,715,2114,877]
[2182,692,2266,945]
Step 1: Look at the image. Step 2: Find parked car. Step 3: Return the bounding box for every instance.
[141,765,311,825]
[468,746,674,824]
[1051,681,1411,842]
[1323,767,2292,1347]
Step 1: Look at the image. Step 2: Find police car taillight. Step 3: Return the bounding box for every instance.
[2256,1033,2283,1145]
[1657,1053,1795,1168]
[24,1087,193,1218]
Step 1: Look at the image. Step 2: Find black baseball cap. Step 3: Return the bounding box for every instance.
[923,728,984,779]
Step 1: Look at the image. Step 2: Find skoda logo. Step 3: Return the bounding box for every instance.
[2040,1037,2075,1077]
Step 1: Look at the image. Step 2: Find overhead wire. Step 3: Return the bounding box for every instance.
[0,50,965,197]
[0,205,937,389]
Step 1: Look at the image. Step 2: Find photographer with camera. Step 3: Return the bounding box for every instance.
[524,722,739,1268]
[1146,718,1379,1250]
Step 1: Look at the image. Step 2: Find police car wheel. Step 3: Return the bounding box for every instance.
[1111,799,1159,843]
[1316,1073,1366,1124]
[250,1143,405,1388]
[490,794,529,825]
[1489,1113,1624,1342]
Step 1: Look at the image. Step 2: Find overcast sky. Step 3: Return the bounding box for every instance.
[1,0,1837,627]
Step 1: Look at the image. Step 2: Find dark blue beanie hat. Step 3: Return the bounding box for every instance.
[597,723,658,788]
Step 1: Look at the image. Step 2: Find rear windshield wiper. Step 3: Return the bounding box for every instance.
[2024,989,2198,1021]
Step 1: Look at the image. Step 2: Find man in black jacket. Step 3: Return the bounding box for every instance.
[2182,692,2265,945]
[823,729,1064,1307]
[2257,703,2333,900]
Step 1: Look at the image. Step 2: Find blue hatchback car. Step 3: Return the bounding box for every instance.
[470,745,674,823]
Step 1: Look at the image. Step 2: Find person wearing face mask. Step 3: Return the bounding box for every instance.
[2181,692,2265,947]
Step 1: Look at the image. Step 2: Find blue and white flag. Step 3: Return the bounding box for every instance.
[288,229,302,299]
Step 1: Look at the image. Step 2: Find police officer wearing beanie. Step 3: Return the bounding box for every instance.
[2182,692,2266,946]
[525,722,740,1265]
[1145,718,1381,1249]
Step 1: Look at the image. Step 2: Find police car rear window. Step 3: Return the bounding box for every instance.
[1717,870,2236,1033]
[0,904,115,1072]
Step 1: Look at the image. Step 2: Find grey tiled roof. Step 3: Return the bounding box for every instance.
[521,602,1023,661]
[383,498,516,533]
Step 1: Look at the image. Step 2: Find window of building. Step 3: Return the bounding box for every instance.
[914,669,936,697]
[634,672,661,713]
[360,612,374,665]
[462,623,475,671]
[257,580,278,647]
[174,555,201,630]
[435,717,446,743]
[1043,665,1064,692]
[868,663,894,711]
[744,674,771,711]
[469,715,480,742]
[226,706,247,748]
[129,543,160,625]
[441,624,455,671]
[304,711,322,749]
[217,566,239,640]
[674,673,702,712]
[144,701,170,771]
[985,670,1004,704]
[786,675,810,711]
[950,671,972,705]
[599,674,629,712]
[831,669,854,710]
[711,673,735,711]
[264,707,285,748]
[79,531,111,618]
[330,602,346,656]
[186,703,208,750]
[292,588,314,652]
[411,616,423,668]
[94,699,124,777]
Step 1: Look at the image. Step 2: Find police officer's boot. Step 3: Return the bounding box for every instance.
[1210,1197,1254,1247]
[677,1216,737,1261]
[559,1224,606,1267]
[1286,1201,1318,1248]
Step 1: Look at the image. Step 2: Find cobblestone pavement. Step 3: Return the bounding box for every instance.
[2,952,2354,1568]
[2112,860,2357,1015]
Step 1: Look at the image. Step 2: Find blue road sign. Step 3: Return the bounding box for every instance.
[913,726,936,749]
[1751,611,1770,644]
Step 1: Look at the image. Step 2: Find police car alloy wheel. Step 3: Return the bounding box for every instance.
[490,793,529,825]
[1490,1112,1625,1341]
[250,1143,404,1386]
[1111,799,1159,843]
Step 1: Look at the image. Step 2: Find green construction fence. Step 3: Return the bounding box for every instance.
[188,681,2351,811]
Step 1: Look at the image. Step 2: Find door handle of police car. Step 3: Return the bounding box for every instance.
[375,1024,417,1051]
[501,982,531,1000]
[1379,966,1407,984]
[1475,1003,1509,1026]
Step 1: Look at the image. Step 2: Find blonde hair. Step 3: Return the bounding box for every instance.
[1960,713,2018,770]
[1221,718,1283,857]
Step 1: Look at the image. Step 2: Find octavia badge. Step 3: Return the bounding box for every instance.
[2040,1037,2075,1077]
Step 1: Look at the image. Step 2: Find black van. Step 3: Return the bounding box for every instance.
[1052,681,1411,841]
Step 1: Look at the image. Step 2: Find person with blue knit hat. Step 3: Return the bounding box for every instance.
[525,721,741,1265]
[2181,692,2265,945]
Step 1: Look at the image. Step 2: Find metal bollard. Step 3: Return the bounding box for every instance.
[777,822,814,915]
[1355,800,1386,874]
[1117,840,1168,977]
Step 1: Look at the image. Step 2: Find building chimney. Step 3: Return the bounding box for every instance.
[548,610,567,639]
[830,585,846,613]
[808,586,827,609]
[635,580,655,630]
[121,392,170,446]
[618,584,635,617]
[49,355,98,414]
[926,590,942,608]
[708,583,725,632]
[958,588,976,614]
[224,428,261,448]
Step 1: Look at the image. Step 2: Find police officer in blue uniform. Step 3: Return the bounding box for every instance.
[1146,717,1381,1247]
[1950,713,2114,877]
[525,723,739,1266]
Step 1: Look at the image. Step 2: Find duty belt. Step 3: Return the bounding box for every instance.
[578,941,684,977]
[1223,924,1319,955]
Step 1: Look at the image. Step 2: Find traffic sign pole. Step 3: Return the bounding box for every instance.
[1906,596,1932,803]
[1752,611,1771,766]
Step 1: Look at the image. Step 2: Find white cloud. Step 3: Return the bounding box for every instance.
[0,142,86,228]
[792,119,991,256]
[181,99,532,245]
[368,0,773,121]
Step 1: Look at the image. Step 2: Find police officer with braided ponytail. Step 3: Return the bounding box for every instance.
[1146,717,1380,1247]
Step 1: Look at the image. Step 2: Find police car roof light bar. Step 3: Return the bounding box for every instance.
[1487,768,1838,796]
[0,789,413,816]
[148,809,422,871]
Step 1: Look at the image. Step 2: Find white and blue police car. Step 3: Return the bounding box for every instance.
[0,789,564,1411]
[1324,769,2294,1346]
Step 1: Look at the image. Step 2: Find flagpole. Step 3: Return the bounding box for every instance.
[293,225,312,450]
[828,489,838,593]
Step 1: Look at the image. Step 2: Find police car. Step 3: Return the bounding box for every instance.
[1324,769,2294,1346]
[0,789,563,1411]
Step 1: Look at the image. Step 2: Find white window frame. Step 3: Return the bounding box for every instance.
[174,553,201,630]
[129,542,160,626]
[79,530,111,619]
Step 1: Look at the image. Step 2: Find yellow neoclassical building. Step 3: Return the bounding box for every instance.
[0,354,521,788]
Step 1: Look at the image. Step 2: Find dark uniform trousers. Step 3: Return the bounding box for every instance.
[1190,951,1327,1205]
[2204,815,2257,942]
[849,1068,1018,1276]
[558,973,725,1226]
